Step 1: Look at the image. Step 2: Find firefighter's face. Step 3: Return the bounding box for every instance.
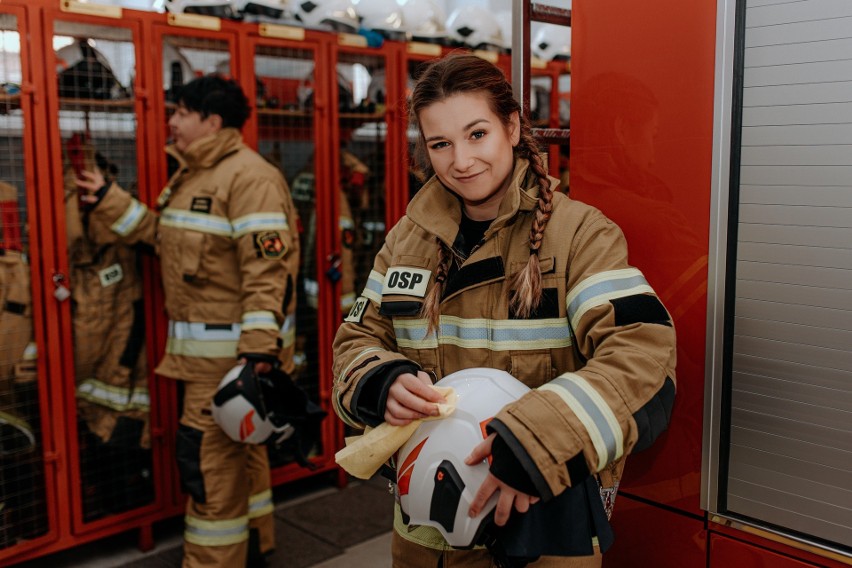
[418,93,520,221]
[169,104,222,152]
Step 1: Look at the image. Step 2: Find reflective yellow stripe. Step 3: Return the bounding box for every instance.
[166,337,239,358]
[160,208,233,237]
[76,378,151,412]
[332,389,364,429]
[340,292,356,312]
[248,489,274,519]
[184,514,249,547]
[111,198,146,236]
[361,270,384,304]
[232,212,289,238]
[242,310,279,331]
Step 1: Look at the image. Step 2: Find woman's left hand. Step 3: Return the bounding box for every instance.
[464,433,540,526]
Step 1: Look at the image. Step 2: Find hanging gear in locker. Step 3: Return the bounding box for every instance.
[0,180,47,547]
[63,135,153,519]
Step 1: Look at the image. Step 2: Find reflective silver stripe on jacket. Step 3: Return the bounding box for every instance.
[280,313,296,349]
[160,208,233,237]
[248,489,274,519]
[232,213,289,238]
[539,372,624,471]
[362,270,384,303]
[393,316,572,351]
[111,198,146,236]
[76,378,151,412]
[566,268,654,330]
[166,320,241,358]
[184,514,249,547]
[242,310,279,331]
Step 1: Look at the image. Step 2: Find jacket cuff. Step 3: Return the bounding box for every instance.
[352,360,419,427]
[238,328,282,360]
[487,419,544,498]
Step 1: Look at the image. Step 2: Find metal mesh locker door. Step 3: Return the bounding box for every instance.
[0,11,50,551]
[50,18,155,527]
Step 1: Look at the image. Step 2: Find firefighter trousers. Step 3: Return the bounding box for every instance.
[177,379,275,568]
[391,532,602,568]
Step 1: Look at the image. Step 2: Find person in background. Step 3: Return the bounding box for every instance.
[331,54,676,567]
[76,74,300,568]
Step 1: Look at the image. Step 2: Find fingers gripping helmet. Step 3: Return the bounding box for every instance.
[445,6,503,51]
[396,368,530,548]
[212,364,295,445]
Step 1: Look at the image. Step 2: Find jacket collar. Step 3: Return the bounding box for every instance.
[165,127,244,171]
[407,158,559,247]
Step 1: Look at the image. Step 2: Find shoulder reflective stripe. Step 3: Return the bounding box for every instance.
[392,317,571,351]
[362,270,384,303]
[539,373,623,471]
[338,347,387,385]
[184,514,249,547]
[169,321,241,341]
[23,342,37,361]
[280,313,296,348]
[111,198,146,236]
[566,268,654,330]
[232,212,290,238]
[242,310,279,331]
[339,216,355,230]
[160,208,233,237]
[76,378,151,412]
[248,489,274,519]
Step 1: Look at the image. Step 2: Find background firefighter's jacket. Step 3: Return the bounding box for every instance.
[63,137,150,449]
[87,128,300,380]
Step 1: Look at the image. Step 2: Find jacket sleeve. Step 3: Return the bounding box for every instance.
[87,183,158,247]
[229,172,300,360]
[493,212,677,500]
[331,224,420,430]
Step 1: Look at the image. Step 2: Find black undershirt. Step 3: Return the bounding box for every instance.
[457,210,494,258]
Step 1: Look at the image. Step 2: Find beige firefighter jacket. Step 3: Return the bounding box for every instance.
[89,128,300,380]
[332,158,677,500]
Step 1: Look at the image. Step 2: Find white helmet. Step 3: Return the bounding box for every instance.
[212,364,295,445]
[396,368,530,548]
[355,0,405,39]
[401,0,447,43]
[294,0,359,32]
[55,39,128,100]
[162,40,194,101]
[445,6,503,51]
[165,0,240,19]
[234,0,291,20]
[532,23,571,62]
[494,10,513,52]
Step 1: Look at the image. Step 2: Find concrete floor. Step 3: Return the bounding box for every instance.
[12,474,394,568]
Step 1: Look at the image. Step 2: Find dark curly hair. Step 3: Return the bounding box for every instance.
[177,74,251,129]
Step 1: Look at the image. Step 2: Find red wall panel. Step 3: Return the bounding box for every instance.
[570,0,717,516]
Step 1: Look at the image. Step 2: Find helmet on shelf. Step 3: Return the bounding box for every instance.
[401,0,447,44]
[354,0,406,41]
[532,23,571,62]
[445,6,503,52]
[234,0,292,21]
[164,0,240,19]
[55,39,129,100]
[396,368,530,548]
[494,10,513,53]
[293,0,359,33]
[162,40,194,102]
[212,363,296,445]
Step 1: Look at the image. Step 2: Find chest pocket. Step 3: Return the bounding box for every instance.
[378,255,433,317]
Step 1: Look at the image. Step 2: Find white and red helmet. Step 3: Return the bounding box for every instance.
[396,368,530,548]
[212,364,295,445]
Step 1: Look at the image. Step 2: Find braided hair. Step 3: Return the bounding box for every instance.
[410,54,554,329]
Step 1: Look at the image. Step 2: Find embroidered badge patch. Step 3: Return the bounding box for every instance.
[255,231,287,259]
[382,266,431,298]
[190,196,212,213]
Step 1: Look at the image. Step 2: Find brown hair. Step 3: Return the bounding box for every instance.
[410,53,554,329]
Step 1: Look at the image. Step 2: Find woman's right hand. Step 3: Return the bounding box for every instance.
[384,370,445,426]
